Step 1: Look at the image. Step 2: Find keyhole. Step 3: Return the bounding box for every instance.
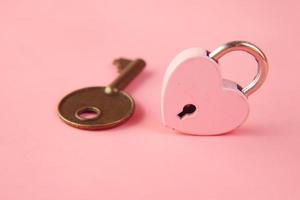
[177,104,196,119]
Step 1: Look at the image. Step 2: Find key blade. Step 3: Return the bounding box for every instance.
[105,59,146,94]
[113,58,132,73]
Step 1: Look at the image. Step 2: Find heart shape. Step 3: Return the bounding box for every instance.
[161,48,249,135]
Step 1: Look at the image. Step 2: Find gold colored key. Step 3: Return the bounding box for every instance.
[58,58,146,130]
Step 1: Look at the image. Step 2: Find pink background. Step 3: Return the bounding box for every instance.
[1,0,300,199]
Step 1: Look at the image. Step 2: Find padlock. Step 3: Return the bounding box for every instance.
[161,41,269,135]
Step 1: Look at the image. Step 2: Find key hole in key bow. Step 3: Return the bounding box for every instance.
[177,104,196,119]
[75,106,101,121]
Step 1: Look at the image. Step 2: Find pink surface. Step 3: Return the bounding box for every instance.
[0,0,300,199]
[162,48,249,135]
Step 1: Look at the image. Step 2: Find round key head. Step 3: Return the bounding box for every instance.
[58,87,134,130]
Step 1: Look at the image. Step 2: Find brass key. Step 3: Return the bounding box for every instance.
[58,58,146,130]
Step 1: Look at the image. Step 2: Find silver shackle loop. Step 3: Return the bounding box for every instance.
[209,41,268,97]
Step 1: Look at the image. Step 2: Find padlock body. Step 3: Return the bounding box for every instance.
[161,48,249,135]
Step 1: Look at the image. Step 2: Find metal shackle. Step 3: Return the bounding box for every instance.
[209,41,269,97]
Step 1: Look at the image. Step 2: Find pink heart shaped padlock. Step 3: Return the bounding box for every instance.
[161,41,269,135]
